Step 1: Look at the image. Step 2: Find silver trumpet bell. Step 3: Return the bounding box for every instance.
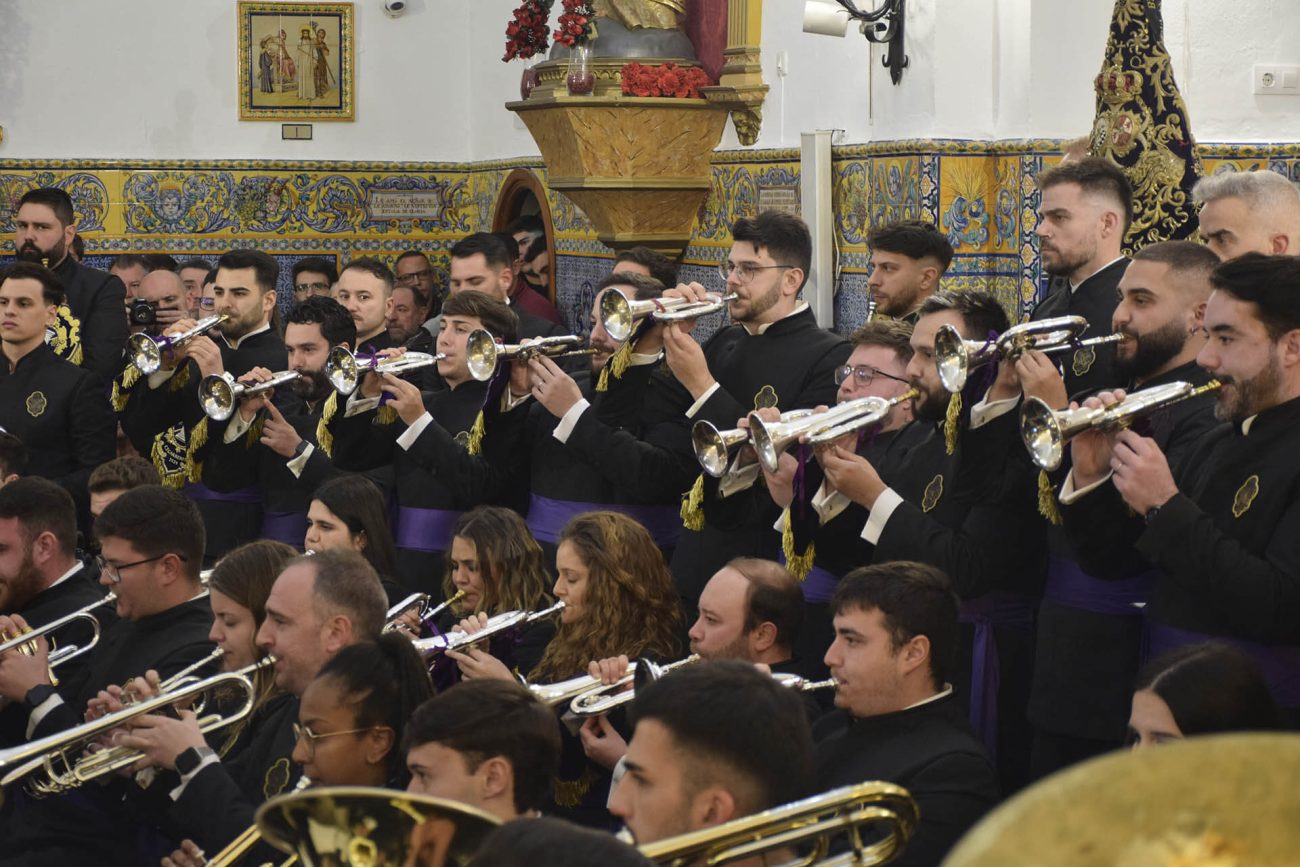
[749,392,914,474]
[690,421,753,478]
[600,291,739,342]
[325,347,446,395]
[1019,379,1221,471]
[464,331,586,382]
[935,315,1127,393]
[199,370,303,421]
[125,314,228,376]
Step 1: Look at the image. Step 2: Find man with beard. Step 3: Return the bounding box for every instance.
[13,188,128,382]
[387,282,431,348]
[118,250,287,563]
[865,221,953,325]
[1062,253,1300,717]
[664,212,851,610]
[212,296,357,548]
[0,478,115,747]
[1018,241,1222,778]
[518,270,695,564]
[0,264,115,528]
[801,291,1046,791]
[1193,169,1300,260]
[1031,157,1133,398]
[395,251,441,318]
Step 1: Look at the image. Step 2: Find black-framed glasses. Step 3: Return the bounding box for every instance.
[95,553,181,584]
[717,261,796,284]
[395,270,433,285]
[293,722,390,758]
[833,364,910,387]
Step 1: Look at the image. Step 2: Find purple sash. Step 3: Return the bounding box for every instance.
[527,494,681,547]
[395,507,462,554]
[261,511,309,548]
[1146,622,1300,709]
[959,592,1037,761]
[799,565,840,604]
[183,483,261,504]
[1044,556,1151,617]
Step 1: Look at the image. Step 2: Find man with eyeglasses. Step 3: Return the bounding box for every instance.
[660,211,851,611]
[395,250,442,318]
[292,256,339,304]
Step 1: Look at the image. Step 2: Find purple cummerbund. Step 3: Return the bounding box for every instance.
[261,511,309,548]
[395,507,463,554]
[1044,556,1151,617]
[959,591,1037,762]
[183,483,261,504]
[527,494,682,548]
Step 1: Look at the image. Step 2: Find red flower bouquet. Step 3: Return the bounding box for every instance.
[554,0,595,48]
[504,0,553,62]
[620,62,712,99]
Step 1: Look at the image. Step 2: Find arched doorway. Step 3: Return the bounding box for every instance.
[491,169,557,305]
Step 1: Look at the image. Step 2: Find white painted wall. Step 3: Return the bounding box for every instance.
[2,0,1299,162]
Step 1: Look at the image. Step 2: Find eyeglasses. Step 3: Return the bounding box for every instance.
[295,281,330,293]
[199,298,216,311]
[95,552,182,584]
[833,364,910,387]
[395,270,433,285]
[717,261,796,284]
[292,722,390,758]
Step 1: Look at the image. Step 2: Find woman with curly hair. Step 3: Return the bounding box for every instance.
[448,511,682,829]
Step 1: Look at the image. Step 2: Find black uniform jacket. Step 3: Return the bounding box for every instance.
[1029,257,1127,398]
[51,256,129,383]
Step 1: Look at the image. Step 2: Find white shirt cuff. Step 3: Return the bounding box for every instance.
[719,463,760,498]
[25,694,64,740]
[859,487,904,545]
[147,367,178,390]
[553,400,590,444]
[969,392,1018,429]
[684,382,721,419]
[397,412,434,450]
[286,443,315,478]
[222,411,254,444]
[812,481,852,525]
[1058,469,1114,505]
[168,754,222,801]
[345,392,380,417]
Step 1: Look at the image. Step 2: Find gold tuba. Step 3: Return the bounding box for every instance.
[600,291,739,341]
[934,315,1127,393]
[125,314,228,376]
[1019,379,1221,471]
[638,781,919,866]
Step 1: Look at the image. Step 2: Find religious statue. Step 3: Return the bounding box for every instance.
[592,0,686,30]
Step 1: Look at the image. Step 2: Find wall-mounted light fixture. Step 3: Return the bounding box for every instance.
[802,0,909,85]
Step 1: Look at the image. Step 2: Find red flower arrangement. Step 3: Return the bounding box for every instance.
[503,0,553,62]
[620,62,712,99]
[554,0,596,48]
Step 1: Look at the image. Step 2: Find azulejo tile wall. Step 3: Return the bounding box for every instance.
[3,142,1300,332]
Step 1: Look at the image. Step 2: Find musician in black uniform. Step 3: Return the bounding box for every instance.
[523,270,695,564]
[814,562,998,867]
[13,188,128,382]
[865,221,953,324]
[1027,241,1221,778]
[0,263,115,528]
[1030,156,1133,397]
[330,290,526,592]
[665,211,851,609]
[0,479,114,747]
[212,296,356,548]
[335,257,397,352]
[1061,253,1300,715]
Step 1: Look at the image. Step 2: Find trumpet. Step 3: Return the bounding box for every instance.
[1019,379,1221,471]
[692,406,826,479]
[637,781,918,866]
[568,655,701,718]
[465,331,590,382]
[382,589,465,635]
[411,600,565,662]
[206,774,312,867]
[199,370,302,421]
[749,389,919,474]
[125,314,228,376]
[934,315,1128,393]
[325,347,449,396]
[601,291,739,342]
[0,652,271,793]
[0,593,115,676]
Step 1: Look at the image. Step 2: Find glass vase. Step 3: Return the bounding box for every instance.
[566,44,595,95]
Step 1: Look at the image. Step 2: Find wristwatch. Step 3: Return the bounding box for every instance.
[23,684,58,710]
[175,745,217,776]
[291,439,309,459]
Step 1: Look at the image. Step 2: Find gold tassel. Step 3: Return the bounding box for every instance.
[315,391,337,458]
[376,405,398,426]
[465,410,486,456]
[150,434,183,490]
[245,417,265,448]
[595,340,634,393]
[680,474,705,531]
[1038,469,1063,526]
[552,767,599,808]
[780,510,816,580]
[168,366,191,392]
[120,361,141,391]
[185,417,208,483]
[110,380,129,413]
[943,392,962,455]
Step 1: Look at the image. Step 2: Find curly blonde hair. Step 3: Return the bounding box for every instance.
[442,506,552,615]
[530,511,682,682]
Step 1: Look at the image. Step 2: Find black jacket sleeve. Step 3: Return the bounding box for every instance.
[80,274,129,383]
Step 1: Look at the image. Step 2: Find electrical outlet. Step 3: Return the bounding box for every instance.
[1253,64,1300,95]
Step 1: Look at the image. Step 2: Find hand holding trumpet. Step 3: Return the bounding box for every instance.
[0,614,52,703]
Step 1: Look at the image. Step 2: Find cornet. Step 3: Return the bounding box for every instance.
[934,315,1128,393]
[691,407,824,479]
[568,655,701,718]
[125,314,228,376]
[325,347,449,396]
[382,589,465,636]
[601,291,739,342]
[1019,379,1221,471]
[411,600,565,662]
[749,389,919,474]
[199,370,302,421]
[0,593,115,674]
[465,331,590,382]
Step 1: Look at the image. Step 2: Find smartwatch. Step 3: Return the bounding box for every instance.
[175,745,217,776]
[292,439,309,459]
[23,684,58,710]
